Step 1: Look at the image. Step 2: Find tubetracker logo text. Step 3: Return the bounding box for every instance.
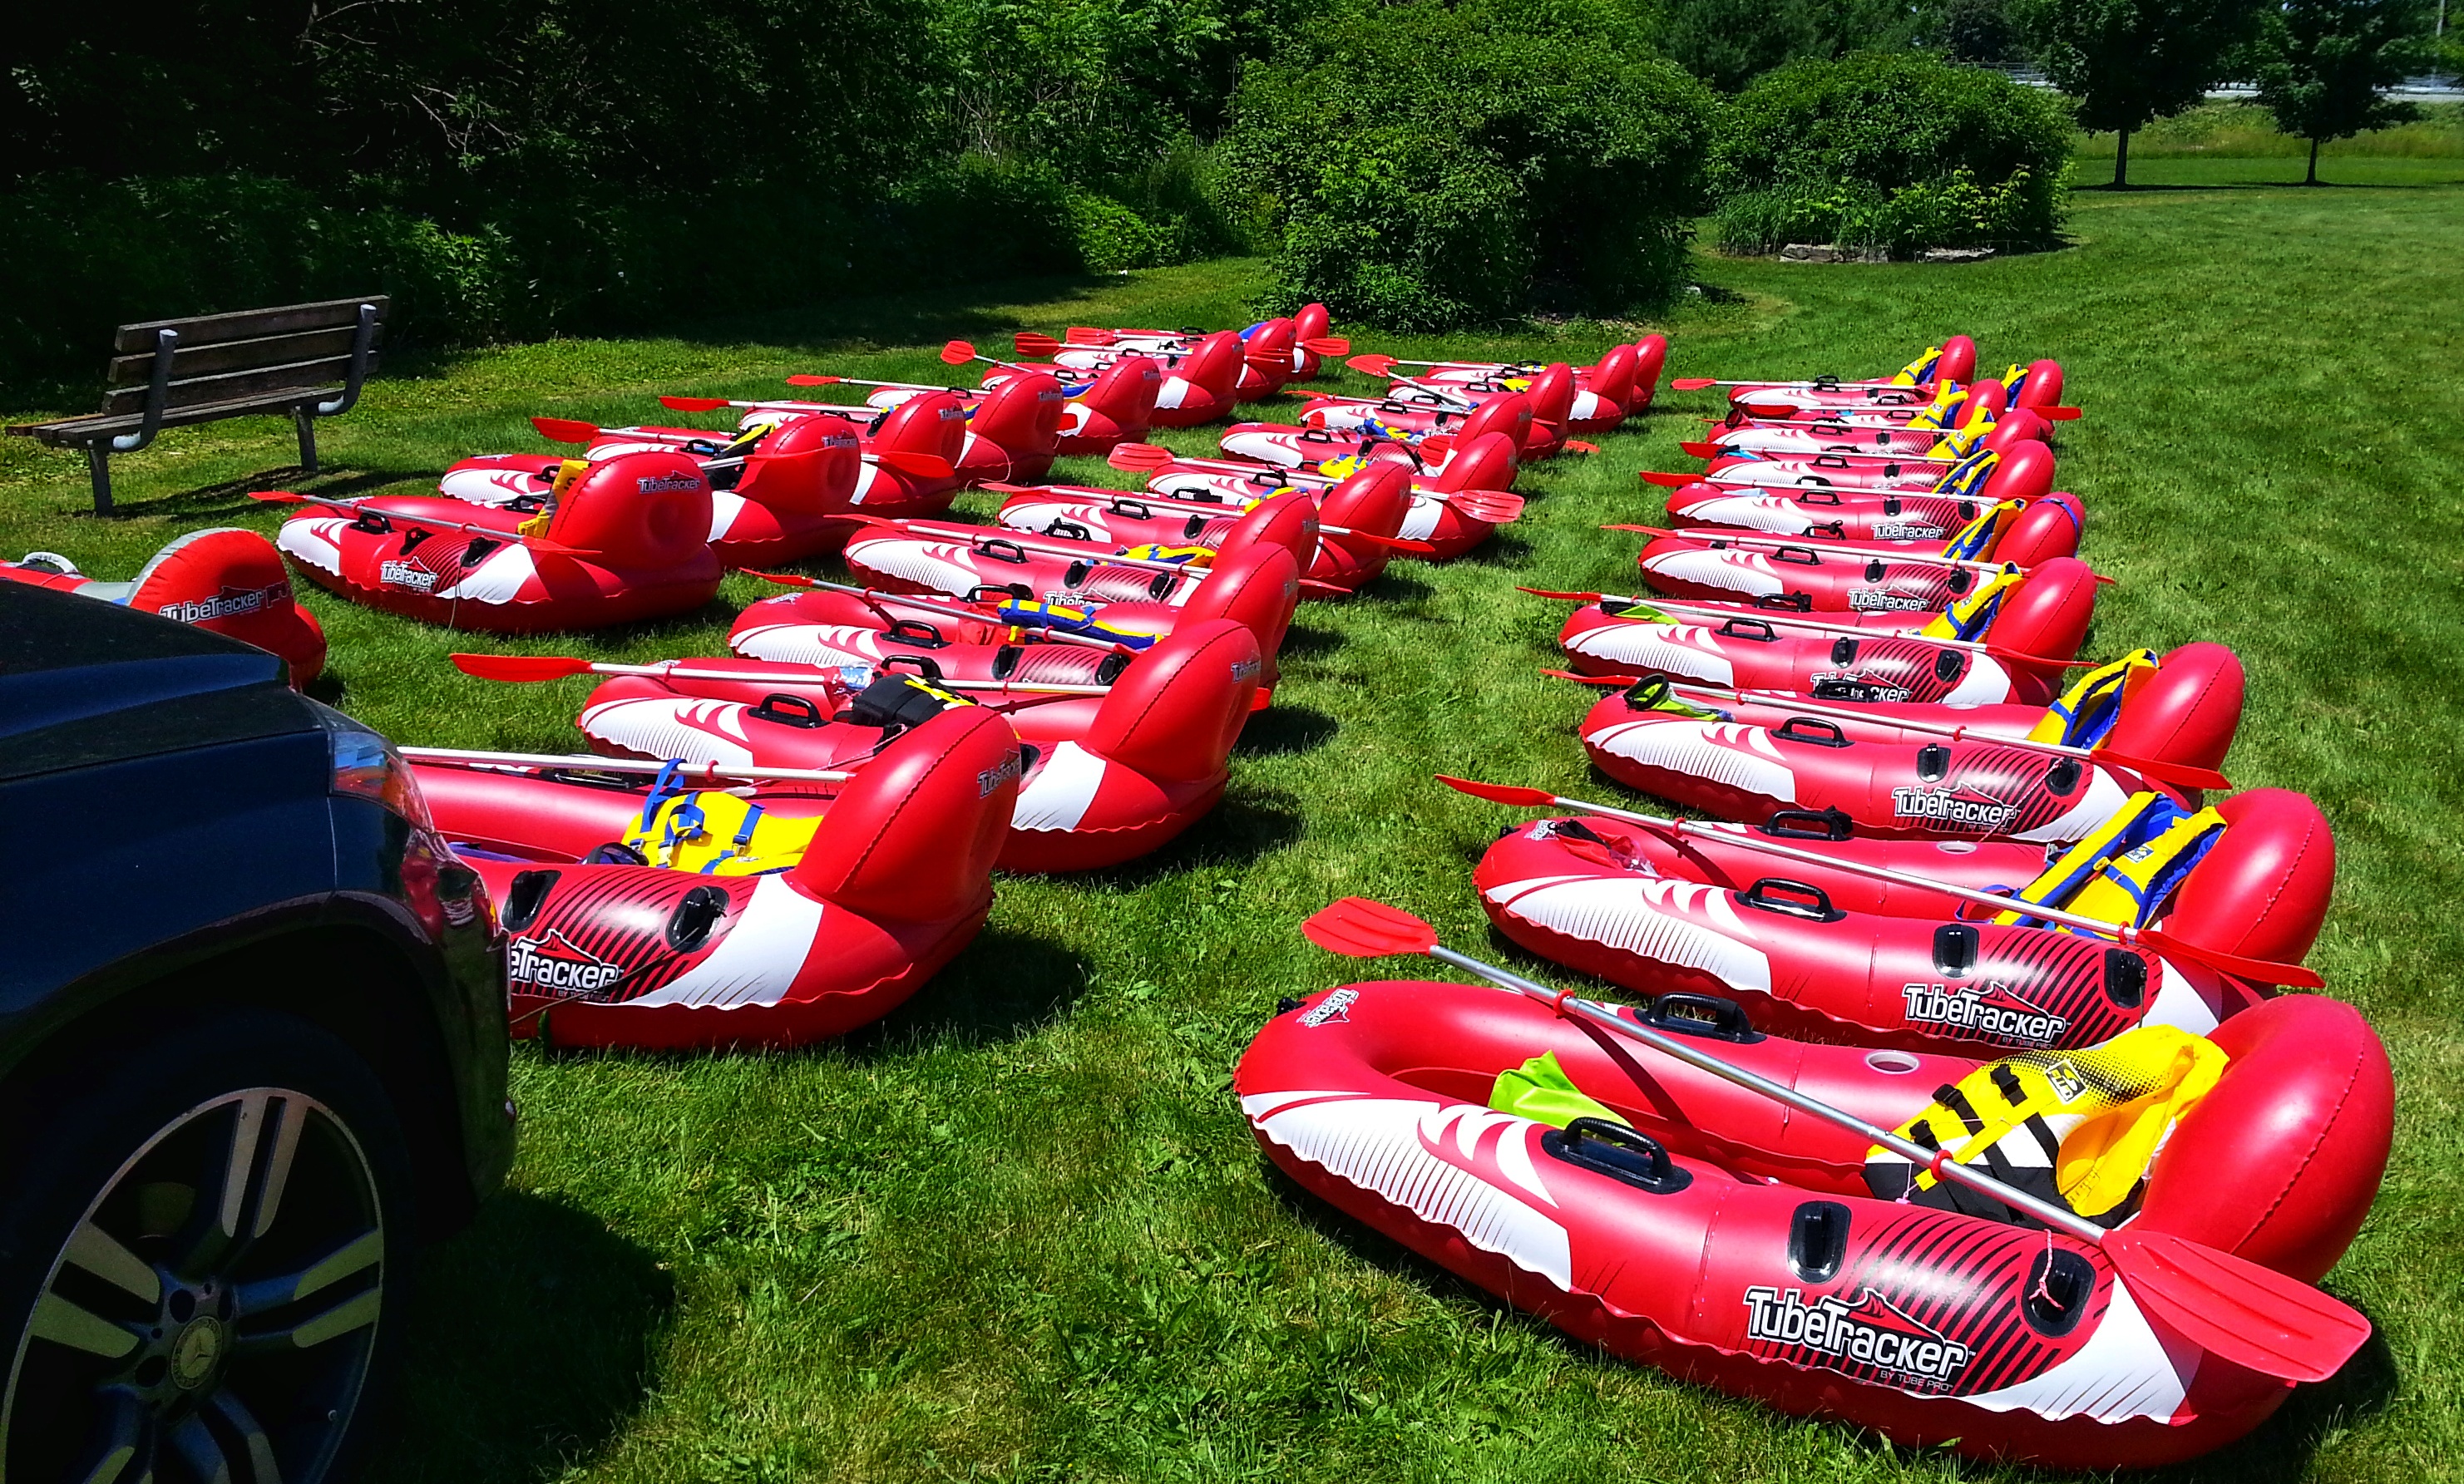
[1891,784,2019,831]
[1743,1286,1971,1387]
[1903,981,2070,1045]
[507,930,626,995]
[378,560,439,592]
[158,580,289,624]
[1848,589,1928,612]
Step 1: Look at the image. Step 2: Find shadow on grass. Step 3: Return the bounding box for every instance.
[2145,1312,2399,1483]
[1235,703,1338,758]
[1059,784,1307,891]
[1276,622,1345,662]
[69,464,438,523]
[373,1191,674,1484]
[856,924,1095,1053]
[1456,531,1535,568]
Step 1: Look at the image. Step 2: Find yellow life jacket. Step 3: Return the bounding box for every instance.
[1890,346,1944,387]
[1996,791,2227,931]
[620,787,822,875]
[1904,382,1968,431]
[1617,673,1731,721]
[1937,497,2025,561]
[1315,454,1371,480]
[1864,1024,2227,1225]
[1924,413,1996,461]
[995,598,1160,648]
[519,457,591,539]
[1916,567,2024,642]
[1118,543,1214,567]
[1928,447,1999,500]
[2025,648,2157,748]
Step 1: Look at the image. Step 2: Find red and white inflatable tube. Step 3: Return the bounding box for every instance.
[839,500,1315,612]
[421,706,1019,1049]
[993,467,1415,594]
[1304,363,1575,458]
[1414,334,1667,422]
[1237,979,2387,1467]
[1220,393,1531,471]
[1668,443,2057,541]
[1043,330,1244,427]
[1474,784,2335,1053]
[728,541,1306,687]
[1144,431,1522,560]
[1695,411,2048,491]
[4,530,327,686]
[1710,336,1978,401]
[570,617,1264,871]
[1736,357,2062,417]
[1633,500,2085,614]
[278,451,724,633]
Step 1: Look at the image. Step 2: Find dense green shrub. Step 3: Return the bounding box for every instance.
[1656,0,1933,92]
[1222,0,1716,329]
[1709,52,2073,255]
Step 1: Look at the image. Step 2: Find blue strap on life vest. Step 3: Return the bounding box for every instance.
[636,760,689,834]
[698,803,766,875]
[2003,797,2208,932]
[994,598,1158,649]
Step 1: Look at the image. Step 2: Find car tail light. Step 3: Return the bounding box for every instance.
[315,706,434,830]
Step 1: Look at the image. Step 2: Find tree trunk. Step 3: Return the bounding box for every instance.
[2307,137,2321,185]
[2114,129,2131,189]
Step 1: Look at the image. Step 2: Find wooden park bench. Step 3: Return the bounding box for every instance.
[5,295,385,514]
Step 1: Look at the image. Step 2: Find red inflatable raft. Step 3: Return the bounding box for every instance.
[1631,496,2085,614]
[837,497,1321,609]
[1237,978,2387,1467]
[1219,392,1533,472]
[1739,359,2063,418]
[1553,559,2101,706]
[1666,442,2056,541]
[418,707,1017,1049]
[570,617,1265,871]
[1302,362,1577,459]
[437,413,867,567]
[4,530,327,685]
[1571,643,2242,846]
[1472,784,2334,1053]
[278,450,724,632]
[992,467,1415,594]
[1143,430,1523,560]
[1380,334,1667,426]
[727,541,1305,686]
[1686,410,2047,494]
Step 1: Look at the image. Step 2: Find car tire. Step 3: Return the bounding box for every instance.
[0,1009,418,1484]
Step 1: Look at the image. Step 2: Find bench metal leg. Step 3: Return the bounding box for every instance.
[85,447,113,515]
[294,408,320,477]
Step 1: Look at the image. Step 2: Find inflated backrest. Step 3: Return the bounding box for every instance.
[1243,318,1296,372]
[1936,335,1978,385]
[1434,431,1522,491]
[1983,555,2098,662]
[1960,378,2008,426]
[1521,363,1576,430]
[1316,464,1412,543]
[1080,618,1262,783]
[873,390,970,461]
[733,414,861,517]
[1455,393,1531,450]
[1586,344,1638,409]
[1632,335,1667,408]
[1217,490,1321,566]
[123,527,327,687]
[1989,497,2081,565]
[968,370,1065,459]
[790,706,1018,921]
[551,451,715,568]
[2140,993,2391,1283]
[1978,440,2053,504]
[2102,642,2244,771]
[1294,303,1331,342]
[2160,786,2335,969]
[2014,359,2066,410]
[1080,355,1163,436]
[1178,331,1246,397]
[1979,409,2047,451]
[1182,543,1302,668]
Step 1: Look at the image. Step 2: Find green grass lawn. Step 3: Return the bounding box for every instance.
[6,170,2462,1482]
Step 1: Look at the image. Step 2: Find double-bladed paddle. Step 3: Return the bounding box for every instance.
[1516,587,2104,668]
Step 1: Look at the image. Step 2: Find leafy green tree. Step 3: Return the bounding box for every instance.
[2249,0,2437,182]
[2017,0,2269,185]
[1657,0,1931,91]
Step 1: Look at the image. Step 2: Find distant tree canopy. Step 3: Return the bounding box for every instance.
[2249,0,2437,181]
[2017,0,2269,185]
[1653,0,1936,91]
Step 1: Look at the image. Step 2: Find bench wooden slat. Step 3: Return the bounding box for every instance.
[9,386,363,446]
[106,324,384,387]
[101,354,381,417]
[112,295,390,354]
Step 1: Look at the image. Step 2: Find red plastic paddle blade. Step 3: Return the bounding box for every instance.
[1434,775,1558,808]
[1067,327,1113,346]
[661,395,730,412]
[1641,471,1695,488]
[2102,1229,2368,1383]
[1741,402,1795,418]
[1014,333,1062,358]
[1345,353,1399,377]
[249,491,307,503]
[1301,897,1439,959]
[870,451,955,480]
[1601,524,1669,535]
[1302,337,1350,355]
[743,569,821,588]
[1671,377,1717,391]
[1249,688,1273,712]
[1448,491,1524,524]
[786,374,839,387]
[1540,668,1632,687]
[1106,441,1176,471]
[940,340,976,366]
[2045,406,2083,421]
[450,653,595,683]
[2139,929,2326,989]
[1681,441,1725,458]
[2097,752,2232,793]
[1563,440,1601,455]
[1517,586,1605,603]
[531,417,600,444]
